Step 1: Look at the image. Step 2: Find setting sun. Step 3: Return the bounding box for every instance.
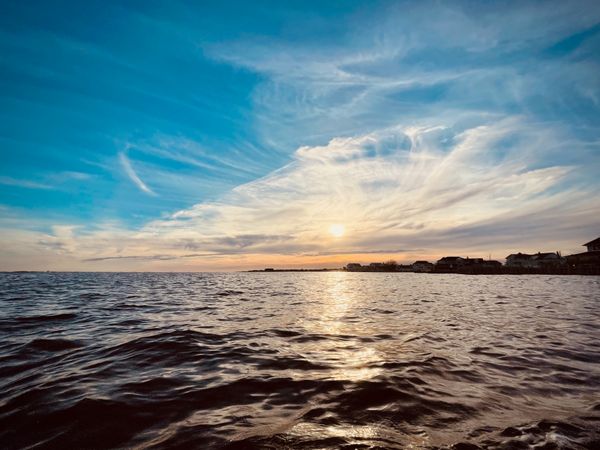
[329,224,346,238]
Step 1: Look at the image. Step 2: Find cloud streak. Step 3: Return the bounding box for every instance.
[119,152,156,196]
[0,176,53,190]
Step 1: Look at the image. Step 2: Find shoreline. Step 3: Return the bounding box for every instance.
[247,268,600,275]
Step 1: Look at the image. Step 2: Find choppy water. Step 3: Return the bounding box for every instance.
[1,272,599,449]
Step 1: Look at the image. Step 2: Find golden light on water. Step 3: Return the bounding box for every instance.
[328,224,345,238]
[300,272,383,382]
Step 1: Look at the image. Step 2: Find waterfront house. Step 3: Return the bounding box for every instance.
[533,252,565,268]
[412,260,434,272]
[506,252,564,269]
[566,250,600,274]
[435,256,466,271]
[482,260,502,269]
[584,237,600,252]
[457,258,503,274]
[565,237,600,274]
[463,257,484,265]
[506,253,535,268]
[345,263,362,271]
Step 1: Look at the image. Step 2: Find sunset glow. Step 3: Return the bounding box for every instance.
[328,224,346,238]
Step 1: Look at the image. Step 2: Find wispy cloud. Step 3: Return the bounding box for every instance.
[118,152,156,196]
[0,176,53,190]
[202,1,600,155]
[134,118,595,256]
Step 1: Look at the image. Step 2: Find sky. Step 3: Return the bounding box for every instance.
[0,0,599,271]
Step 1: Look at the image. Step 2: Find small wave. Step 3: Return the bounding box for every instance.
[14,313,77,323]
[115,303,149,309]
[78,292,107,300]
[217,290,245,296]
[24,338,82,352]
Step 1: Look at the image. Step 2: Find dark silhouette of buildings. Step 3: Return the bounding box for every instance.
[505,252,564,269]
[566,237,600,275]
[412,261,434,272]
[345,261,412,272]
[584,237,600,252]
[343,236,600,275]
[435,256,465,271]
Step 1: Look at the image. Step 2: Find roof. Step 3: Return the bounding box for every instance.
[413,260,432,264]
[533,252,559,260]
[566,250,600,260]
[583,237,600,246]
[506,252,533,259]
[439,256,463,261]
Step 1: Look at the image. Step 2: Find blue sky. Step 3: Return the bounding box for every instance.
[1,0,599,270]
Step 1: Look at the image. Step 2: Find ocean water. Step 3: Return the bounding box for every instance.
[0,272,599,449]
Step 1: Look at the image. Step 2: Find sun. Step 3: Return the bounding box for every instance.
[328,224,345,238]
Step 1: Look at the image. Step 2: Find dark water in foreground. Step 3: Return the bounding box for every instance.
[1,272,599,449]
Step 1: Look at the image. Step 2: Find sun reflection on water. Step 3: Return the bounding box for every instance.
[300,272,383,381]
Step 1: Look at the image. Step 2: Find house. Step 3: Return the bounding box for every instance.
[566,250,600,274]
[448,257,503,273]
[482,260,502,268]
[584,237,600,252]
[533,252,565,268]
[435,256,466,271]
[345,263,362,271]
[506,253,535,268]
[367,262,387,271]
[412,260,434,272]
[506,252,564,269]
[368,261,402,271]
[463,257,484,265]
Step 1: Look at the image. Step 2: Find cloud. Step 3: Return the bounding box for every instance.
[119,152,156,196]
[2,115,596,271]
[83,254,177,262]
[201,1,600,155]
[135,118,593,253]
[0,172,93,192]
[0,176,53,190]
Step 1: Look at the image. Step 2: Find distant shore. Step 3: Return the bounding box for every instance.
[248,267,600,275]
[247,268,342,272]
[250,244,600,275]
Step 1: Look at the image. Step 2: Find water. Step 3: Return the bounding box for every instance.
[1,272,599,449]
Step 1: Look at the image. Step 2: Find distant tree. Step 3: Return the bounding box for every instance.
[384,260,398,270]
